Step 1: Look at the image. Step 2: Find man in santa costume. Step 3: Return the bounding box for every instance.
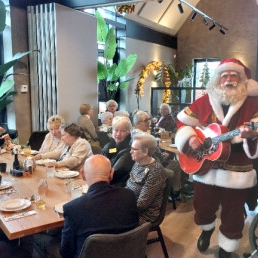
[175,58,258,258]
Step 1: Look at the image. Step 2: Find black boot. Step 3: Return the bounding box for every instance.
[219,247,231,258]
[197,228,215,252]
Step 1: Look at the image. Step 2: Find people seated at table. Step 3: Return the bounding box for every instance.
[155,103,177,133]
[39,115,65,153]
[106,99,118,115]
[98,111,113,133]
[102,116,134,186]
[34,123,93,171]
[126,134,167,224]
[78,104,100,148]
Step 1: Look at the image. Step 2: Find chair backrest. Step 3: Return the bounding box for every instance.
[27,131,48,151]
[151,172,173,228]
[97,131,111,148]
[78,222,151,258]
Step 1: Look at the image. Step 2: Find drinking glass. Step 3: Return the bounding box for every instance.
[46,164,56,178]
[71,185,82,200]
[23,146,31,157]
[36,179,48,209]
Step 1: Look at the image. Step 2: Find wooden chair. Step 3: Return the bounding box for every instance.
[147,173,173,258]
[78,222,151,258]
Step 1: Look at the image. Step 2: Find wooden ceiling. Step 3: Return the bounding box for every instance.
[10,0,201,36]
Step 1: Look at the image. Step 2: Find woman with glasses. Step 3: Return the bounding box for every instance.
[102,116,134,186]
[126,134,167,224]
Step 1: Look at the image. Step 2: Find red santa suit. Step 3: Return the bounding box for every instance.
[175,58,258,253]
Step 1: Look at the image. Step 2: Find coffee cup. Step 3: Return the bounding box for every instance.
[0,163,7,172]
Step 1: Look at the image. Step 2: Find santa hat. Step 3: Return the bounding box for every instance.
[215,58,258,96]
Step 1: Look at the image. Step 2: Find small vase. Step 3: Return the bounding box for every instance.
[13,153,20,170]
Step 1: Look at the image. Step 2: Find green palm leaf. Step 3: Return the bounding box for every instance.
[115,54,137,77]
[0,0,6,33]
[104,28,117,60]
[96,10,108,42]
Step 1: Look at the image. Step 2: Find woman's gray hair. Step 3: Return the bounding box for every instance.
[47,115,64,130]
[60,123,82,138]
[101,111,113,124]
[132,134,157,157]
[106,100,118,109]
[159,103,171,114]
[112,116,132,132]
[133,111,149,126]
[114,110,129,117]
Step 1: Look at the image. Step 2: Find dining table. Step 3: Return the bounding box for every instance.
[0,150,86,240]
[158,137,179,155]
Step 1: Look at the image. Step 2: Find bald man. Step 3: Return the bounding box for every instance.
[60,155,139,258]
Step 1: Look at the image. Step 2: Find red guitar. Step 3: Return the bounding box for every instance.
[179,123,254,175]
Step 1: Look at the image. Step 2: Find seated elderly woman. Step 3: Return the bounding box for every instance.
[35,123,93,170]
[39,115,65,153]
[155,103,177,133]
[78,104,100,147]
[126,134,167,224]
[102,116,134,186]
[98,111,113,133]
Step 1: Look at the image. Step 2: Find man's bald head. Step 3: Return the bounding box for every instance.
[83,155,114,186]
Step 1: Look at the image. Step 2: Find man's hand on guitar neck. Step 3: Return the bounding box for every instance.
[239,122,258,140]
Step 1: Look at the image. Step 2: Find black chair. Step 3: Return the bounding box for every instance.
[78,222,151,258]
[147,172,173,258]
[97,131,111,148]
[27,131,48,151]
[0,123,18,139]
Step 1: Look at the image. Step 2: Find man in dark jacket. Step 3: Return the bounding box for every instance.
[60,154,139,258]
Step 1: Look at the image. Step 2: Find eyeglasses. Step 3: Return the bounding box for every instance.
[131,147,140,152]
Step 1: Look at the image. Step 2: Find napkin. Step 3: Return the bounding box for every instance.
[4,210,37,222]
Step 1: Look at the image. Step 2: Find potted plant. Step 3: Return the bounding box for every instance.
[96,10,138,100]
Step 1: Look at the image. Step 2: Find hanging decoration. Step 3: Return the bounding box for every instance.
[135,61,162,98]
[116,4,136,14]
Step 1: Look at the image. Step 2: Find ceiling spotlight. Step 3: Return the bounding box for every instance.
[190,11,197,21]
[178,3,184,14]
[220,26,226,35]
[209,22,216,30]
[203,17,208,25]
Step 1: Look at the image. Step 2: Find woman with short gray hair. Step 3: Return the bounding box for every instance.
[126,134,167,224]
[102,116,134,186]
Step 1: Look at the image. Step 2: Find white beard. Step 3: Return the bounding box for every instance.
[209,82,248,105]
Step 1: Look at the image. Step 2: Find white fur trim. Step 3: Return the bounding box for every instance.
[243,139,258,158]
[177,109,199,127]
[199,221,216,231]
[193,169,257,189]
[247,79,258,96]
[216,62,247,81]
[218,231,240,252]
[175,126,196,153]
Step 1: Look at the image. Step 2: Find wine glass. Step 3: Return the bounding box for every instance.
[36,179,48,209]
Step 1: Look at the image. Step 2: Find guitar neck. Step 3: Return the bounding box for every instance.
[212,128,240,145]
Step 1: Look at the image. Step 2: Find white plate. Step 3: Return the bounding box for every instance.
[0,199,31,212]
[169,144,177,148]
[54,201,69,214]
[36,159,56,166]
[55,171,80,179]
[0,149,7,154]
[21,150,38,155]
[0,181,12,190]
[1,199,25,209]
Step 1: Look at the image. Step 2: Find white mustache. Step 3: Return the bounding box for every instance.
[222,82,238,87]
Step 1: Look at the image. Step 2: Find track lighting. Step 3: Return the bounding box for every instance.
[209,22,216,30]
[203,17,208,25]
[178,0,228,34]
[219,26,226,34]
[178,2,184,14]
[190,11,197,21]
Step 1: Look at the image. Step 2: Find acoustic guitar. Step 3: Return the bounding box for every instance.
[179,122,257,175]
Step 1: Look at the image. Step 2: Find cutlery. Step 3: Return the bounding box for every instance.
[4,210,37,221]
